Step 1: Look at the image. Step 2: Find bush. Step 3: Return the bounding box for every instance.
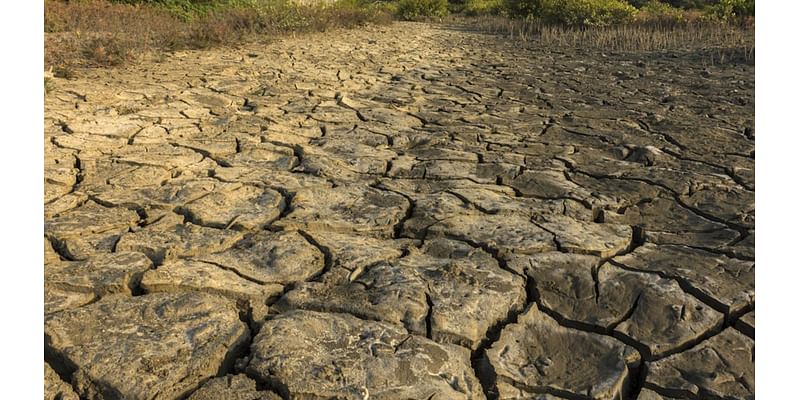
[463,0,506,15]
[395,0,448,20]
[636,0,688,22]
[509,0,638,26]
[708,0,754,20]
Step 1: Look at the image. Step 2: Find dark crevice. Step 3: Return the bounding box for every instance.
[527,271,723,363]
[608,258,751,321]
[296,230,334,283]
[673,195,751,236]
[370,183,415,240]
[46,235,77,262]
[45,341,87,399]
[440,235,524,279]
[198,259,274,286]
[425,292,434,339]
[469,277,536,400]
[627,361,649,400]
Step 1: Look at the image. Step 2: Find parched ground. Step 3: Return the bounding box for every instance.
[44,22,754,400]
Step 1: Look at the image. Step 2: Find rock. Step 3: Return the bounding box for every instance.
[645,328,754,399]
[45,201,141,260]
[276,239,525,349]
[219,141,298,171]
[485,304,637,400]
[427,214,556,257]
[603,197,736,249]
[141,259,283,322]
[45,362,79,400]
[177,184,285,230]
[636,388,681,399]
[535,215,632,258]
[45,192,89,219]
[187,375,281,400]
[211,167,334,193]
[513,252,726,358]
[680,185,754,229]
[603,265,723,358]
[44,285,96,315]
[246,310,485,399]
[45,292,249,400]
[45,251,152,297]
[614,244,755,316]
[116,219,244,264]
[45,200,139,238]
[300,231,407,272]
[197,230,324,285]
[274,185,410,239]
[509,169,589,199]
[621,145,665,166]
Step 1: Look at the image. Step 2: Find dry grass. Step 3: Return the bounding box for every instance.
[45,0,392,69]
[453,15,754,63]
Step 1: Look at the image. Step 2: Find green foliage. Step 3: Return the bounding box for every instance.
[508,0,638,26]
[107,0,281,20]
[708,0,754,19]
[395,0,448,20]
[463,0,506,15]
[637,0,687,21]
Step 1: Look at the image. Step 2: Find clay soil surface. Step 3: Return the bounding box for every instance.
[44,22,754,400]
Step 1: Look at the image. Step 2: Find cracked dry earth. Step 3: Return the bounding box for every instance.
[44,21,755,400]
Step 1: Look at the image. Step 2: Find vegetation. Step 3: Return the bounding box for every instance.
[45,0,393,69]
[44,0,754,72]
[396,0,449,20]
[507,0,637,26]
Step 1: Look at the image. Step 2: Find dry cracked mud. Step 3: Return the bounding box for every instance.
[44,22,754,400]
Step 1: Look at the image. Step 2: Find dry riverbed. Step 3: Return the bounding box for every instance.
[44,22,754,400]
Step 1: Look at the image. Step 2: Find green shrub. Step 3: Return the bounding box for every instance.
[107,0,281,20]
[708,0,754,20]
[637,0,687,22]
[463,0,506,15]
[509,0,638,26]
[395,0,448,19]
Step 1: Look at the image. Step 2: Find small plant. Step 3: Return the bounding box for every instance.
[396,0,449,20]
[53,65,77,80]
[81,35,133,66]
